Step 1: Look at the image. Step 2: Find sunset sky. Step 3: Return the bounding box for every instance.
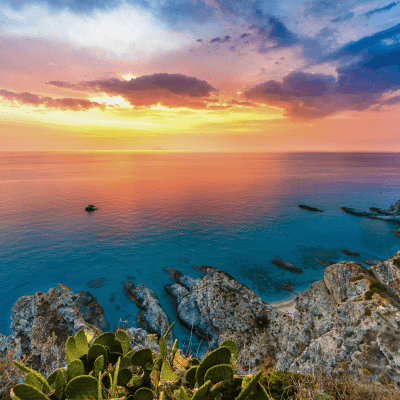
[1,0,400,151]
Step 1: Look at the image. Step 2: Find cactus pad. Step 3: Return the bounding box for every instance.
[117,368,133,386]
[134,387,154,400]
[163,321,175,340]
[221,339,239,359]
[192,380,212,400]
[88,344,108,364]
[67,359,85,381]
[158,337,167,357]
[196,347,231,386]
[235,371,263,400]
[65,375,99,400]
[131,348,153,368]
[74,329,89,357]
[54,369,65,400]
[160,359,177,382]
[13,361,51,394]
[92,332,115,349]
[12,384,49,400]
[24,373,41,390]
[116,330,130,355]
[93,355,105,378]
[204,364,233,385]
[185,366,198,385]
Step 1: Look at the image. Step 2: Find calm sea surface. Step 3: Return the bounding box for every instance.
[1,151,400,344]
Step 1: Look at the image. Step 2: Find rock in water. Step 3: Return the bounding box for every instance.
[271,259,303,273]
[297,205,324,212]
[0,285,105,377]
[316,259,327,267]
[341,250,360,256]
[123,281,172,344]
[85,204,98,212]
[282,283,294,292]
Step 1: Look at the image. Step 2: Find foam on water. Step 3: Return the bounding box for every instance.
[1,151,400,347]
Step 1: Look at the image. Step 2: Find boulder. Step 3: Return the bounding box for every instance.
[84,205,98,212]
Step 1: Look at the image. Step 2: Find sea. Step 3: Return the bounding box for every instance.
[1,151,400,349]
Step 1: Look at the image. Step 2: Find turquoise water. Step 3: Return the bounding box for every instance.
[1,151,400,344]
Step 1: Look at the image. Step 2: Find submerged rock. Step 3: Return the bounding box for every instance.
[271,259,303,273]
[297,205,324,212]
[123,281,172,344]
[282,283,294,292]
[341,250,360,257]
[0,285,105,377]
[316,259,327,267]
[86,278,105,288]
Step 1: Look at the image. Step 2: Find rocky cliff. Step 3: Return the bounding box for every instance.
[2,252,400,387]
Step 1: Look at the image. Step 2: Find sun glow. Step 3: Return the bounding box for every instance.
[119,73,139,81]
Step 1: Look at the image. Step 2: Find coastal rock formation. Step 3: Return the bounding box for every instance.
[163,253,400,383]
[0,285,105,377]
[341,206,400,224]
[123,281,172,345]
[297,205,324,212]
[271,259,303,273]
[370,200,400,216]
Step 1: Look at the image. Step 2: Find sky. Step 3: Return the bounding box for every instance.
[1,0,400,151]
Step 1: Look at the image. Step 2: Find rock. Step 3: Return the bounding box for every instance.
[370,200,400,216]
[297,205,324,212]
[341,207,400,225]
[341,250,360,257]
[0,285,105,377]
[316,259,327,267]
[84,204,98,212]
[126,327,160,352]
[86,278,105,288]
[329,261,336,265]
[163,252,400,384]
[282,284,294,292]
[394,233,400,238]
[164,266,282,352]
[271,259,303,273]
[180,258,189,263]
[363,259,381,266]
[123,281,172,344]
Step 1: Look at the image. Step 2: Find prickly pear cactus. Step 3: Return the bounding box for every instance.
[11,383,49,400]
[192,380,212,400]
[65,375,99,400]
[134,387,154,400]
[67,359,86,381]
[220,340,239,359]
[235,370,263,400]
[204,364,233,385]
[196,347,232,386]
[131,348,153,368]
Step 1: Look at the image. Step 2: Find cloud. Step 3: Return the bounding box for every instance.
[331,12,354,23]
[209,35,231,43]
[211,0,298,51]
[0,89,107,111]
[47,73,218,109]
[364,1,399,18]
[244,22,400,120]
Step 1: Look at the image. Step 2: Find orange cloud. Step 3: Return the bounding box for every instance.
[0,89,107,111]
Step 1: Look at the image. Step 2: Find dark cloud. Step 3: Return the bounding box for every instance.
[244,22,400,119]
[212,0,298,51]
[209,35,231,43]
[47,73,218,109]
[364,1,399,18]
[0,89,106,111]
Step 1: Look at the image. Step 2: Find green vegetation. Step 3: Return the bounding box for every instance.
[365,280,387,300]
[393,258,400,268]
